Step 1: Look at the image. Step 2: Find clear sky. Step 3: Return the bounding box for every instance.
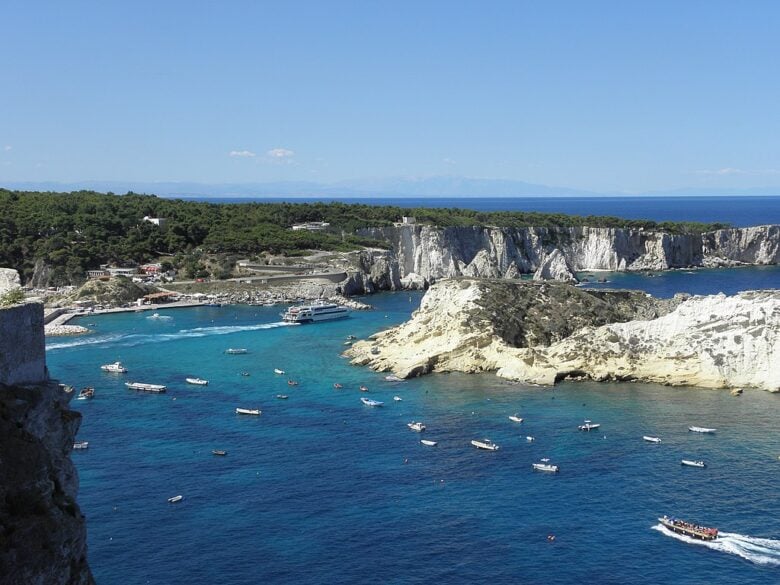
[1,0,779,193]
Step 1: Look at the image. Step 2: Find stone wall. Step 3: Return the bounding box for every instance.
[0,302,47,386]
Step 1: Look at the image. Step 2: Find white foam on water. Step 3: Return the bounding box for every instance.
[46,321,298,351]
[653,524,780,566]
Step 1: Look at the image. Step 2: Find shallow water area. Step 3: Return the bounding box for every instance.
[47,275,780,584]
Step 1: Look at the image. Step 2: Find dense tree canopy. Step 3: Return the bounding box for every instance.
[0,189,729,285]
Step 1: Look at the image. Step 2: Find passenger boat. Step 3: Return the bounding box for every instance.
[100,361,127,373]
[125,382,167,393]
[276,394,289,400]
[658,515,718,541]
[393,396,403,401]
[578,420,601,431]
[185,377,209,385]
[681,459,706,468]
[420,439,438,447]
[274,368,285,375]
[167,495,184,503]
[360,397,384,407]
[212,449,227,456]
[532,459,559,473]
[471,438,500,451]
[643,436,662,443]
[73,441,89,450]
[281,301,350,323]
[77,387,95,400]
[689,426,717,433]
[225,348,248,355]
[508,414,524,423]
[235,408,261,415]
[407,421,426,432]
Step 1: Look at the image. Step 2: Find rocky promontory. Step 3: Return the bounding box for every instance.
[345,279,780,392]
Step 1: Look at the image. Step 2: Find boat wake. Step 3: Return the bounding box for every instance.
[653,524,780,566]
[46,322,297,350]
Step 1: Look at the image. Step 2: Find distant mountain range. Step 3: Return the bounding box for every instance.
[2,177,779,198]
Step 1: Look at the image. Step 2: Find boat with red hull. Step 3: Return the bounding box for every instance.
[659,515,718,541]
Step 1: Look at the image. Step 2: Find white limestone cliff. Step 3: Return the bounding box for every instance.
[533,248,579,283]
[0,267,21,294]
[346,279,780,392]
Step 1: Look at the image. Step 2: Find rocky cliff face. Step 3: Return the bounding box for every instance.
[0,302,93,585]
[347,224,780,292]
[345,279,780,392]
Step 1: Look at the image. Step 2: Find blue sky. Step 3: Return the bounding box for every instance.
[1,1,779,193]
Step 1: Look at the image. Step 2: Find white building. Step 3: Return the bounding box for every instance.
[143,216,168,227]
[291,221,330,231]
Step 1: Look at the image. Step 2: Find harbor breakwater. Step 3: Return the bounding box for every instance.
[341,224,780,293]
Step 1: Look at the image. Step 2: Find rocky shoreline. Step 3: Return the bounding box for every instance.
[345,278,780,392]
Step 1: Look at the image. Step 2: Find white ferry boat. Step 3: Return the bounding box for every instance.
[100,361,127,373]
[281,301,349,323]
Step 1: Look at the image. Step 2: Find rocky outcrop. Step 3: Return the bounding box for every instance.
[348,224,780,292]
[533,249,579,283]
[0,303,46,386]
[0,267,21,294]
[345,279,780,392]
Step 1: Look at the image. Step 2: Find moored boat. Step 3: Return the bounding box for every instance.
[681,459,706,468]
[125,382,167,393]
[281,301,350,323]
[393,396,403,401]
[532,459,559,473]
[578,420,601,431]
[73,441,89,450]
[225,348,248,355]
[526,436,535,442]
[287,379,298,386]
[274,368,285,375]
[167,495,184,503]
[689,426,717,433]
[471,438,500,451]
[212,449,227,456]
[508,414,524,423]
[333,383,343,389]
[77,387,95,400]
[276,394,288,400]
[100,361,127,373]
[235,408,261,415]
[643,436,662,443]
[360,397,384,407]
[359,385,369,392]
[185,377,209,385]
[420,439,438,447]
[658,515,718,541]
[407,421,426,432]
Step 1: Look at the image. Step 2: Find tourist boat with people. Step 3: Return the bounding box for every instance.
[73,441,89,450]
[100,361,127,373]
[185,377,209,386]
[360,397,384,407]
[281,301,350,323]
[407,421,426,432]
[508,414,524,423]
[77,387,95,400]
[689,426,717,433]
[643,436,662,443]
[681,459,706,468]
[578,420,601,431]
[420,439,438,447]
[235,408,261,415]
[471,438,500,451]
[125,382,167,393]
[225,348,248,355]
[658,515,719,541]
[532,458,559,472]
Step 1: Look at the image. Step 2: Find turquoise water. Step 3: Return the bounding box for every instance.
[46,272,780,584]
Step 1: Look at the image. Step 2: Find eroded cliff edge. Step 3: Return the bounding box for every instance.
[345,279,780,392]
[0,303,93,585]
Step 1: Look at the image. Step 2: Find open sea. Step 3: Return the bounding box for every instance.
[46,197,780,584]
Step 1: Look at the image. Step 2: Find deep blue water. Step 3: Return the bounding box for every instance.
[184,195,780,227]
[46,269,780,584]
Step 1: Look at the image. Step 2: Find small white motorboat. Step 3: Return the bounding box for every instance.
[276,394,289,400]
[235,408,261,416]
[526,436,535,442]
[681,459,706,468]
[508,414,524,423]
[225,348,248,355]
[274,368,285,375]
[77,387,95,400]
[471,438,500,451]
[407,421,426,432]
[393,396,403,401]
[212,450,227,456]
[100,361,127,373]
[148,313,172,320]
[185,377,209,386]
[643,436,662,443]
[420,439,438,447]
[532,459,559,472]
[73,441,89,450]
[579,420,601,431]
[384,375,403,382]
[125,382,167,393]
[360,397,384,407]
[689,426,717,434]
[167,495,184,503]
